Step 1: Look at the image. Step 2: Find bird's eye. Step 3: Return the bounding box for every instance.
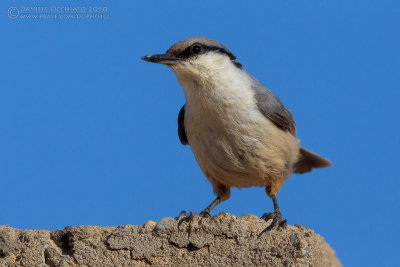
[192,45,201,54]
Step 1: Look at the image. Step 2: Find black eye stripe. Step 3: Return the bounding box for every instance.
[175,43,242,68]
[192,45,201,54]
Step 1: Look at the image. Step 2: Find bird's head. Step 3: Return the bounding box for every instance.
[142,37,242,83]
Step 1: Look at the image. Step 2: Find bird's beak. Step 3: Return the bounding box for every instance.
[141,54,180,65]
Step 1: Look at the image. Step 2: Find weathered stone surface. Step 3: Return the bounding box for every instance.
[0,213,341,266]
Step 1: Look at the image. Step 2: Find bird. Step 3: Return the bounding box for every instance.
[142,36,331,229]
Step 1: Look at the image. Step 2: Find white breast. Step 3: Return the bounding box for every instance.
[173,55,299,188]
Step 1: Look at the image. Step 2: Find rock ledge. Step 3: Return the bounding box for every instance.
[0,213,341,266]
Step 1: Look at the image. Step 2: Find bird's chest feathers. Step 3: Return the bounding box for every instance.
[182,71,260,141]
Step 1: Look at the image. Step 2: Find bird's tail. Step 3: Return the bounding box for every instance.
[293,147,332,174]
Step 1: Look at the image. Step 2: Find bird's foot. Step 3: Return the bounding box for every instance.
[199,210,211,218]
[178,210,211,220]
[178,210,190,217]
[261,210,287,231]
[177,210,210,228]
[177,211,197,227]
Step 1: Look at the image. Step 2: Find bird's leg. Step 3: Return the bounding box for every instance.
[177,197,220,223]
[179,181,229,218]
[261,196,287,231]
[178,197,221,218]
[199,196,221,217]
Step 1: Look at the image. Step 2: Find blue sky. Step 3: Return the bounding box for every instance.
[1,1,399,266]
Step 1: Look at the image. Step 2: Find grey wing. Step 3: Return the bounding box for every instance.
[178,104,189,145]
[253,82,296,136]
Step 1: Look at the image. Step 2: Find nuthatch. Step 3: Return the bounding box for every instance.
[142,37,331,229]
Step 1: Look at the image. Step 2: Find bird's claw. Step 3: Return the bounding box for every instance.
[278,219,287,229]
[261,210,287,231]
[178,210,211,220]
[177,211,199,219]
[199,210,211,218]
[178,210,189,217]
